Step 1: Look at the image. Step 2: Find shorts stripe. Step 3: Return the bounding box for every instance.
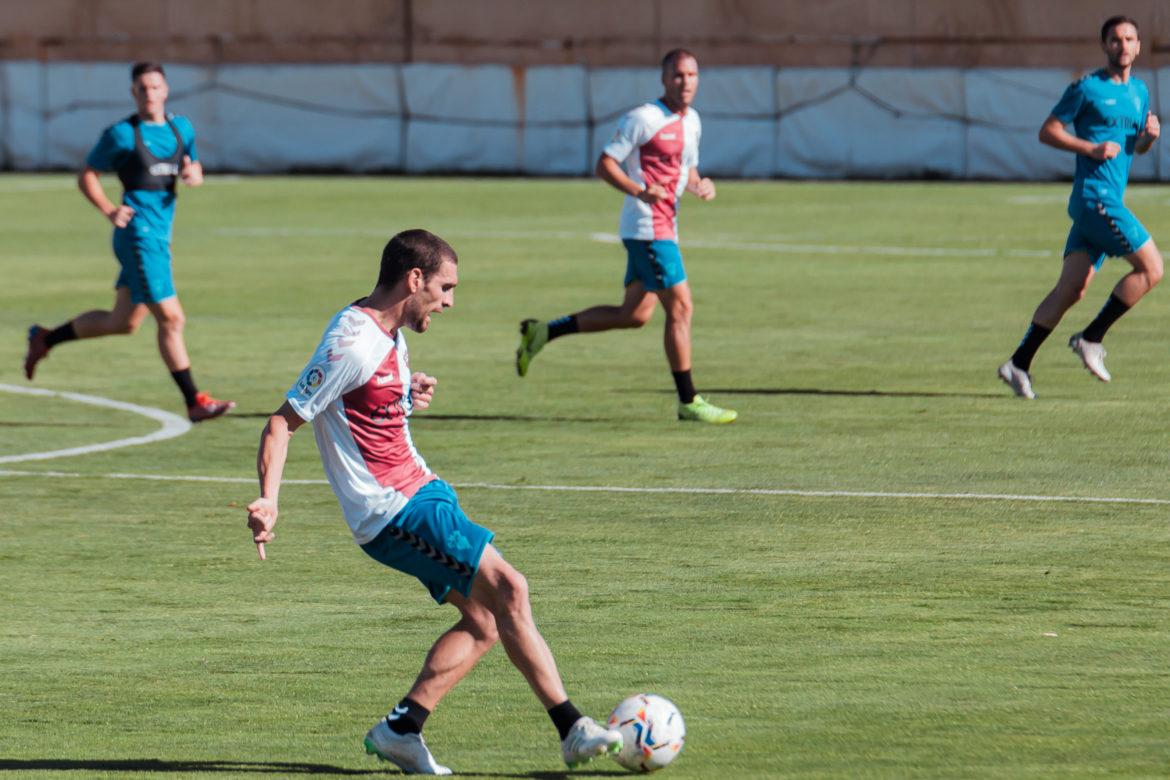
[380,522,473,578]
[1096,202,1134,254]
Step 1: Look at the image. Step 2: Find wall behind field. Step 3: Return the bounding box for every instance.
[3,61,1168,180]
[2,1,1168,178]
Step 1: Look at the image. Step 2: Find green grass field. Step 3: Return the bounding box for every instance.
[1,174,1169,779]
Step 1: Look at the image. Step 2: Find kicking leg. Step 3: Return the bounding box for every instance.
[468,546,621,767]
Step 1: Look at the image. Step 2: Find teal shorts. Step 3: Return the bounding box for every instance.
[1064,200,1151,270]
[113,230,176,304]
[623,239,687,290]
[359,479,495,605]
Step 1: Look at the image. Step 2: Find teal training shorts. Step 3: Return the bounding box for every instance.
[1064,200,1151,270]
[623,239,687,290]
[359,479,495,605]
[113,230,176,304]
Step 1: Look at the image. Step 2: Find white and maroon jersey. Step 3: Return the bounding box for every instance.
[286,305,435,544]
[602,99,701,241]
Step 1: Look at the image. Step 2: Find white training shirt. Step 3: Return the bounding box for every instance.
[602,99,701,241]
[286,305,434,544]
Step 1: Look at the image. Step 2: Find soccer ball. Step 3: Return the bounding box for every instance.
[607,693,686,772]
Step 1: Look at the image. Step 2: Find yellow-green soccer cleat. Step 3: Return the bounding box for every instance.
[516,319,548,377]
[678,395,737,424]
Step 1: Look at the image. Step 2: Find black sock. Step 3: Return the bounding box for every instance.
[1010,322,1052,372]
[170,368,199,407]
[672,370,696,404]
[547,700,583,741]
[1082,294,1131,343]
[547,315,579,341]
[386,697,430,736]
[45,322,78,348]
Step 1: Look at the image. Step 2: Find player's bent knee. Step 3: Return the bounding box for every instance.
[494,568,531,620]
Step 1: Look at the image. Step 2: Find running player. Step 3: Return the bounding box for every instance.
[246,230,622,775]
[515,49,737,424]
[23,62,234,422]
[998,16,1161,399]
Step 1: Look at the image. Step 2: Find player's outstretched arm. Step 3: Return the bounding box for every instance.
[685,167,715,201]
[1137,112,1161,154]
[1039,115,1119,160]
[247,402,305,560]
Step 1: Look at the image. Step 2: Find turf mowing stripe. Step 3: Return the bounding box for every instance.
[212,226,1054,259]
[0,383,191,464]
[2,468,1169,506]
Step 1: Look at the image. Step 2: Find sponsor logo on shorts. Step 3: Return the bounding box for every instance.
[296,365,326,396]
[445,530,471,552]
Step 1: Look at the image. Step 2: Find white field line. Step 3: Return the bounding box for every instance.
[0,468,1168,506]
[212,226,1053,259]
[0,383,191,464]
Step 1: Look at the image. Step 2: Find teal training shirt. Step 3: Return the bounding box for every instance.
[1051,69,1148,207]
[84,114,198,242]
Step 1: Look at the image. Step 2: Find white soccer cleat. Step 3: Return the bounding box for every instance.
[561,716,623,769]
[1068,332,1111,382]
[997,360,1036,400]
[364,719,452,775]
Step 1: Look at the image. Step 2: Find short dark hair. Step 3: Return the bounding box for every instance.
[1100,15,1139,42]
[376,229,457,289]
[131,62,166,82]
[661,48,698,74]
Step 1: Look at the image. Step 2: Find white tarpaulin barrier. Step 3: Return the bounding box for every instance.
[2,61,1164,180]
[522,66,588,175]
[206,64,402,172]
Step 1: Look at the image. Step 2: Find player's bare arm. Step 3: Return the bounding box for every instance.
[180,155,204,186]
[410,372,437,410]
[596,154,669,204]
[1039,115,1120,160]
[1136,112,1160,154]
[247,401,306,560]
[685,167,715,201]
[78,166,135,227]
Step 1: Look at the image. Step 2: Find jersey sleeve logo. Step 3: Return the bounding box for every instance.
[296,365,326,396]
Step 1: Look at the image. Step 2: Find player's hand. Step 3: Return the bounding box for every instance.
[1142,112,1160,141]
[688,177,716,201]
[637,183,670,204]
[246,497,278,560]
[107,205,135,228]
[1091,141,1121,160]
[410,372,437,410]
[180,156,203,186]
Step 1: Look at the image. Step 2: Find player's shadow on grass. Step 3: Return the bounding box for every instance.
[683,387,1005,400]
[0,759,619,777]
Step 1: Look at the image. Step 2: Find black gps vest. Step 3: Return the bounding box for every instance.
[116,114,184,193]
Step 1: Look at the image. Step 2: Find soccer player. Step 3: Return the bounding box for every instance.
[23,62,234,422]
[246,230,622,775]
[515,49,737,424]
[998,16,1162,399]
